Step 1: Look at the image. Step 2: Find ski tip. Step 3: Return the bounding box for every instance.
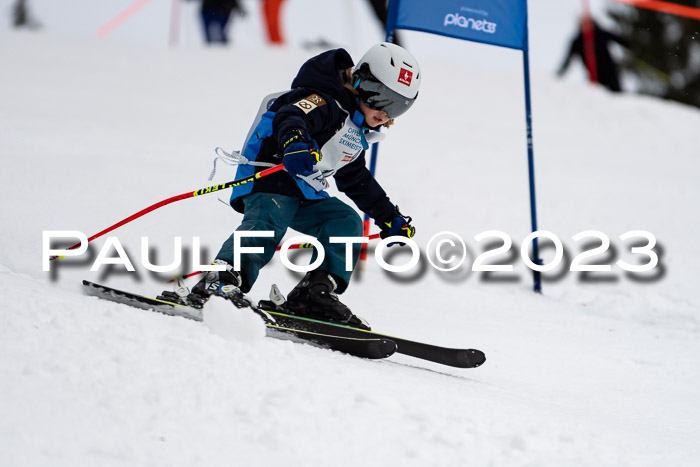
[462,349,486,368]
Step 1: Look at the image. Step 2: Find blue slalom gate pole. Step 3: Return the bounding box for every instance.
[522,30,542,292]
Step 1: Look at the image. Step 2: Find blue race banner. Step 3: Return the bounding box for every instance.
[386,0,528,51]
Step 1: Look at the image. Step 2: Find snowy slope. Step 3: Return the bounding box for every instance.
[1,29,700,466]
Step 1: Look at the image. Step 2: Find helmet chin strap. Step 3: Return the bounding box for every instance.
[349,105,371,150]
[346,77,370,129]
[352,97,377,134]
[351,106,366,128]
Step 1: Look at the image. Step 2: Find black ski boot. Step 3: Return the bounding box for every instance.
[285,270,370,330]
[158,260,245,308]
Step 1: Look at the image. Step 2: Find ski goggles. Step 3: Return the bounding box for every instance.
[357,78,417,119]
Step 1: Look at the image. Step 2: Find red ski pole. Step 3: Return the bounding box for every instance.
[50,164,285,261]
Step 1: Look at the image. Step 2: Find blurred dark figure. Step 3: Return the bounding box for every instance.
[195,0,245,44]
[365,0,401,46]
[13,0,39,29]
[262,0,286,44]
[558,19,629,92]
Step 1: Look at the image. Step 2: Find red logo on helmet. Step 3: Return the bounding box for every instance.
[398,68,413,86]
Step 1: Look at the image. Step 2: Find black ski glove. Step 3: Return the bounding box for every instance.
[380,206,415,247]
[280,129,321,177]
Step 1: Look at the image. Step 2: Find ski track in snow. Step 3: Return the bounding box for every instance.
[1,30,700,466]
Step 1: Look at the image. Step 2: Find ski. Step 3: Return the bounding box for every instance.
[257,300,485,369]
[83,279,205,321]
[82,280,395,360]
[82,280,486,368]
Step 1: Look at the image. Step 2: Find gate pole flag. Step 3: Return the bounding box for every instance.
[382,0,543,292]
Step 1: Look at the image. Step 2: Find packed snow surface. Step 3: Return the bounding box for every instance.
[1,29,700,466]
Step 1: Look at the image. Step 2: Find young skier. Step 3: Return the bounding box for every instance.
[168,43,420,329]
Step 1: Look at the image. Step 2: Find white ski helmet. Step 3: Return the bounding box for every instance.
[351,42,421,118]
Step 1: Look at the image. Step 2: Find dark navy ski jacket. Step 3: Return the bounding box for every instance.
[229,48,396,227]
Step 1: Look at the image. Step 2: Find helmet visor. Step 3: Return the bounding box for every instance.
[357,78,417,119]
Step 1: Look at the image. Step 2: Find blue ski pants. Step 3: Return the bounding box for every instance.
[215,193,364,293]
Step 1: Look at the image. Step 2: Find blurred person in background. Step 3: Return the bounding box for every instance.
[192,0,246,45]
[558,17,629,93]
[13,0,40,29]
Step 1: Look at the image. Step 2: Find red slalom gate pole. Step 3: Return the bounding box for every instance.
[581,2,598,83]
[50,164,285,261]
[97,0,154,37]
[171,233,383,282]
